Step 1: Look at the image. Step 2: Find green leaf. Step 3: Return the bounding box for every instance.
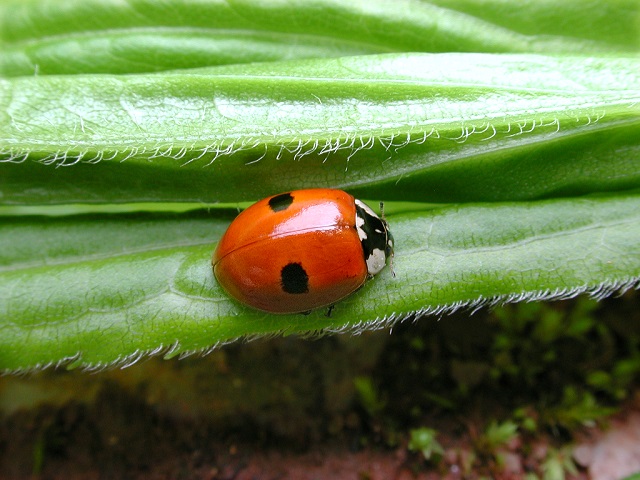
[1,194,638,371]
[2,54,639,204]
[2,0,638,76]
[1,1,639,372]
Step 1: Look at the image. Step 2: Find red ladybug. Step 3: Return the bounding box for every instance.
[212,189,393,314]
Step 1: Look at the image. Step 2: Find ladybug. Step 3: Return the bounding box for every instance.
[212,188,393,314]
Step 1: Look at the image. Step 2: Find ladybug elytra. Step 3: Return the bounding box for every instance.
[212,189,393,314]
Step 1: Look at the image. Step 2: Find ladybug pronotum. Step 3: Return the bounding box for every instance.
[212,188,393,314]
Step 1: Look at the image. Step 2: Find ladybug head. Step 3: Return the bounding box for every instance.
[354,199,394,277]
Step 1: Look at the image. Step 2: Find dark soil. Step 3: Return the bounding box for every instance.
[1,293,639,479]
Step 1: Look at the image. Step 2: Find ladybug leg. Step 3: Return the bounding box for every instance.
[389,253,396,278]
[325,305,335,317]
[301,310,312,316]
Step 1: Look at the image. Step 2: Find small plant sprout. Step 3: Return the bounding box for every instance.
[354,376,386,417]
[408,428,445,461]
[542,447,578,480]
[482,420,519,451]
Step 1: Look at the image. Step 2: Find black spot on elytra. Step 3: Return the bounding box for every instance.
[269,192,294,212]
[281,262,309,294]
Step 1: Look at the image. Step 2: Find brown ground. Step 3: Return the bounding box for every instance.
[1,295,639,479]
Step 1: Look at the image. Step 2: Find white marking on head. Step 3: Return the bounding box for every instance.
[355,199,378,218]
[366,248,387,275]
[355,199,376,242]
